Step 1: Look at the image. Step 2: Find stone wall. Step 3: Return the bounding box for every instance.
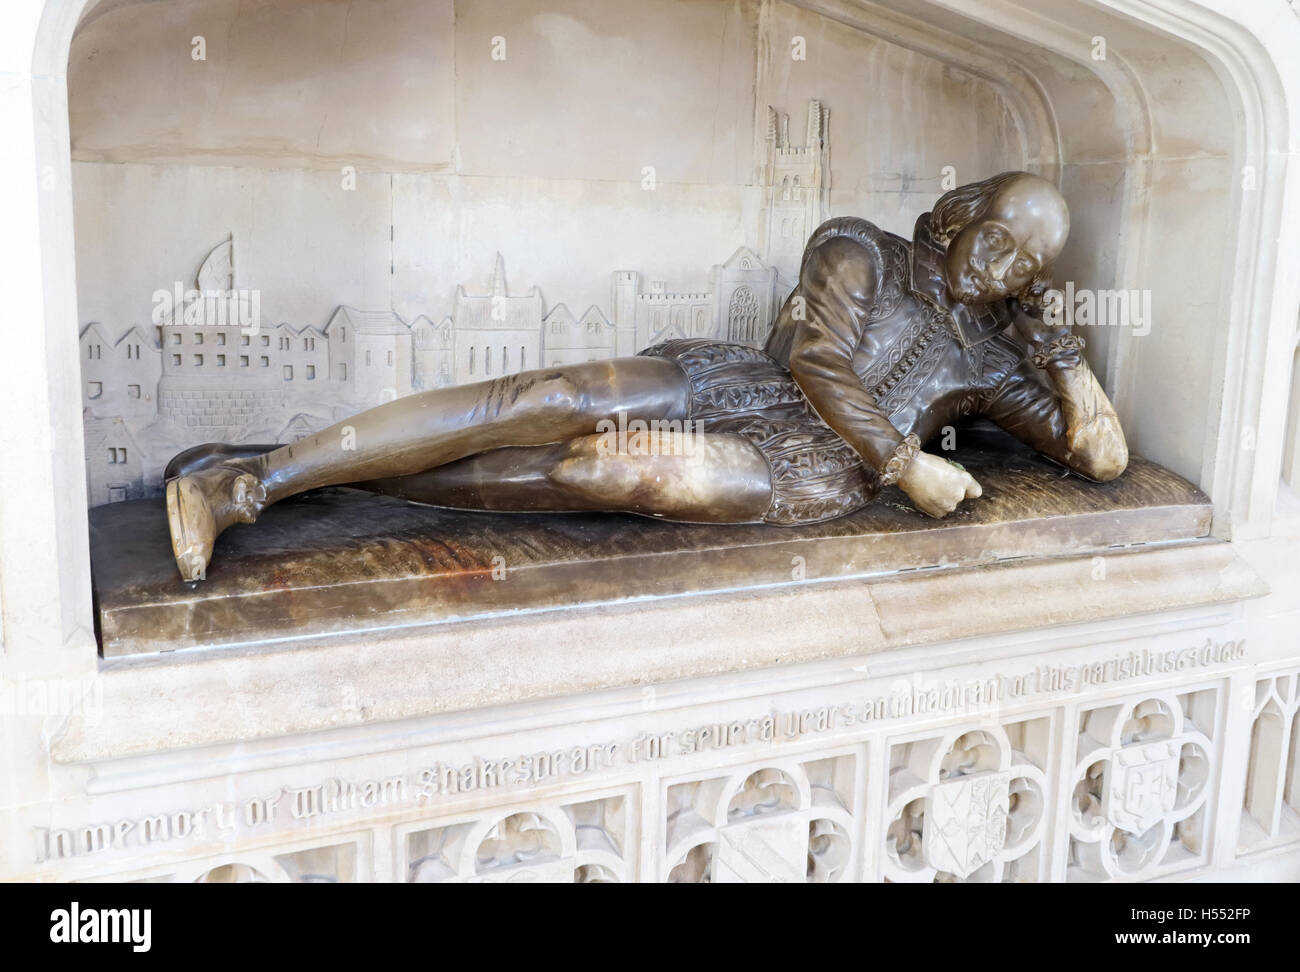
[15,601,1300,882]
[67,0,1024,348]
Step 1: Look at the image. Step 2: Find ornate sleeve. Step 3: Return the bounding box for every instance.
[981,336,1128,483]
[785,236,914,478]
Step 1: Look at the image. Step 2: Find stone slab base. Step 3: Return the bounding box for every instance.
[90,424,1214,657]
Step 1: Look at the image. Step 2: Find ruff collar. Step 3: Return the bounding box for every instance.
[909,213,1010,348]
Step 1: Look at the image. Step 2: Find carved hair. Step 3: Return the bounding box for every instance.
[929,171,1031,246]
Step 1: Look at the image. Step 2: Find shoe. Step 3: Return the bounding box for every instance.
[165,463,267,582]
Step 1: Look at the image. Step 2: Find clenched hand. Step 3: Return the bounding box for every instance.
[896,451,983,518]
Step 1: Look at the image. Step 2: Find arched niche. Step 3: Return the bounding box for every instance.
[3,0,1297,662]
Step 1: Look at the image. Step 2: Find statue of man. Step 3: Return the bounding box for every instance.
[165,171,1127,581]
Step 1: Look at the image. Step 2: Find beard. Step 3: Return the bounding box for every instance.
[953,278,988,304]
[953,272,1007,305]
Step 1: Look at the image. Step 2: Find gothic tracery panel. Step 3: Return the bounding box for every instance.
[727,286,760,345]
[1068,688,1218,880]
[122,839,360,883]
[1239,670,1300,852]
[884,718,1049,883]
[664,754,857,883]
[404,792,631,883]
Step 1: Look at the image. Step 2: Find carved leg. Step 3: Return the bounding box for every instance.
[360,432,774,523]
[165,358,691,580]
[166,432,774,523]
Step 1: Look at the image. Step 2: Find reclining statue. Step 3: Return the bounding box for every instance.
[165,170,1128,581]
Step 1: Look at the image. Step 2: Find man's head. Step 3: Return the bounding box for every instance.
[931,171,1069,305]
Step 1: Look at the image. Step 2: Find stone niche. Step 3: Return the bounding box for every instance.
[68,0,1278,651]
[67,0,1289,532]
[71,0,1035,505]
[4,0,1298,883]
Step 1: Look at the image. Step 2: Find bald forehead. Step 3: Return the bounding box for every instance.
[988,176,1069,257]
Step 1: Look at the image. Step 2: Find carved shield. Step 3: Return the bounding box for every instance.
[923,772,1010,878]
[714,815,808,883]
[1104,740,1180,836]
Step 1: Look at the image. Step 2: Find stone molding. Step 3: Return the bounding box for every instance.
[53,539,1264,764]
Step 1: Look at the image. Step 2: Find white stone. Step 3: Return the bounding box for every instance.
[924,772,1011,878]
[2,0,1300,885]
[1105,741,1181,837]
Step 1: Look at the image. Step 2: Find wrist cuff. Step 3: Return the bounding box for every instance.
[1032,334,1086,369]
[879,433,922,487]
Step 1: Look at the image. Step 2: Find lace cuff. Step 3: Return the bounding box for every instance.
[879,433,922,487]
[1031,334,1086,370]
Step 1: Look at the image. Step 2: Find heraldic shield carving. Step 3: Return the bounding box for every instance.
[1104,740,1181,836]
[924,771,1012,878]
[1070,691,1216,880]
[665,756,857,883]
[886,723,1048,882]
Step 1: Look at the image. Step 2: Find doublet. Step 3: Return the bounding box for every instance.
[762,213,1036,470]
[643,212,1062,525]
